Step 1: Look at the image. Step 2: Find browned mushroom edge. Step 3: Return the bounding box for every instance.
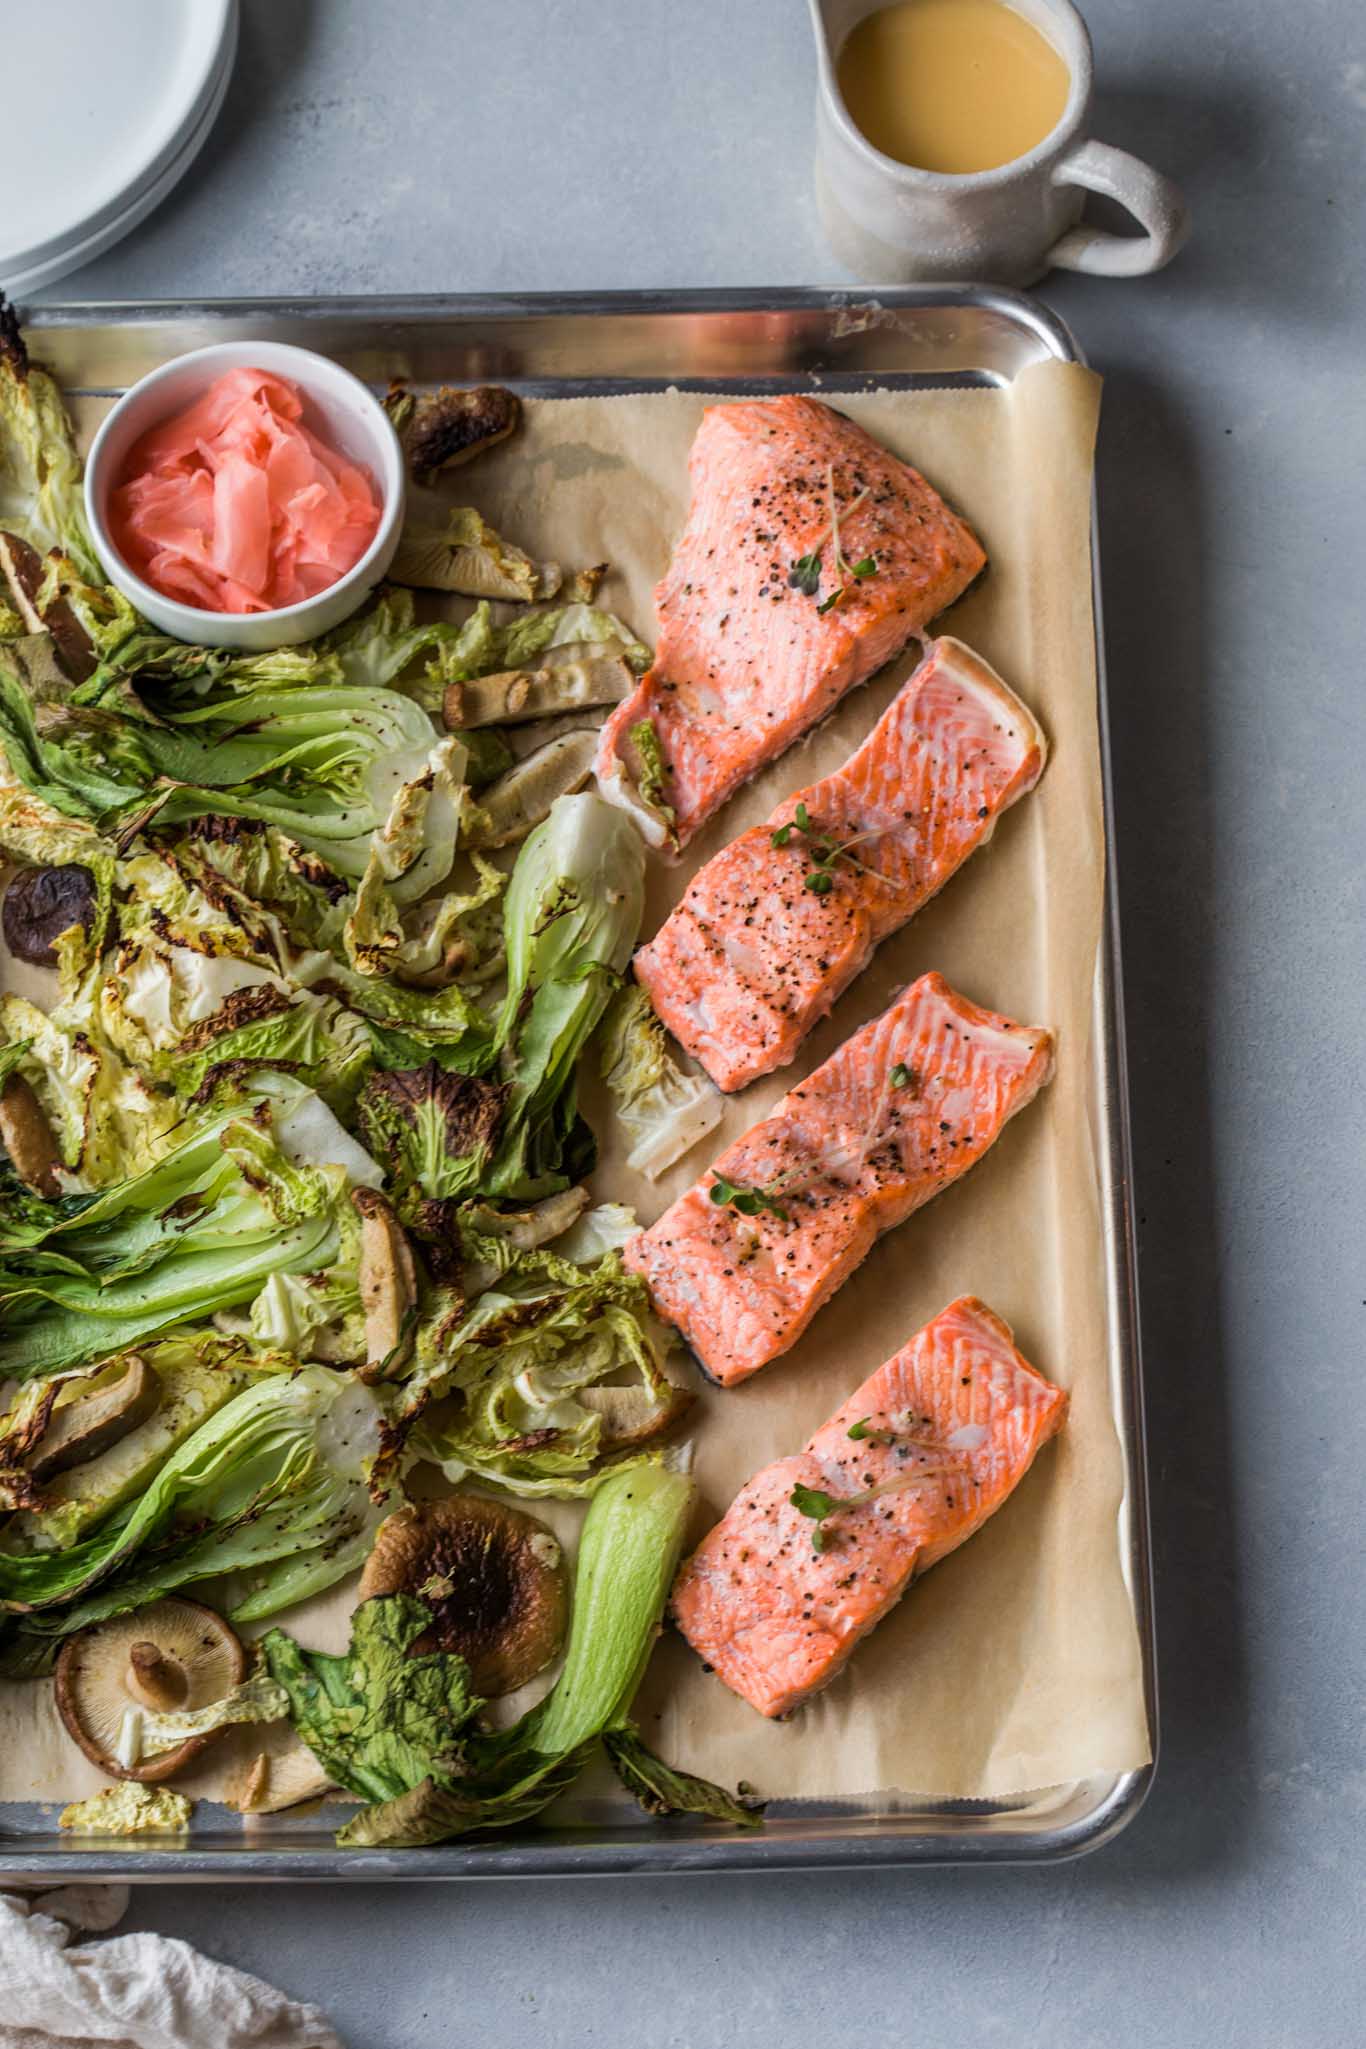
[358,1495,568,1696]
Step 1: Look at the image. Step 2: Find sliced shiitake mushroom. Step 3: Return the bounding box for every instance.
[0,533,96,681]
[27,1354,159,1480]
[444,654,632,731]
[0,1072,61,1197]
[463,729,599,849]
[400,384,522,485]
[503,711,605,762]
[459,1186,590,1294]
[579,1379,696,1452]
[359,1495,568,1696]
[2,861,99,968]
[226,1733,334,1815]
[353,1187,419,1382]
[55,1598,247,1783]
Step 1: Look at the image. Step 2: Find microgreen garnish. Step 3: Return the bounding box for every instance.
[770,802,812,851]
[790,1455,965,1553]
[791,1480,859,1553]
[786,467,875,613]
[790,1483,847,1521]
[890,1063,911,1089]
[770,801,878,895]
[709,1174,789,1223]
[846,1418,894,1444]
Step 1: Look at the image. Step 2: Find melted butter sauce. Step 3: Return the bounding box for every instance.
[838,0,1071,175]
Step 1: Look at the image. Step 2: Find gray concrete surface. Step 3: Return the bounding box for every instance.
[32,1,1366,2042]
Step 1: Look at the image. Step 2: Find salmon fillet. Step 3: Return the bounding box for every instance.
[595,396,985,850]
[634,637,1046,1092]
[624,972,1053,1387]
[670,1295,1067,1718]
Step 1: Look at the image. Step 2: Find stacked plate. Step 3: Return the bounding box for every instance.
[2,0,238,297]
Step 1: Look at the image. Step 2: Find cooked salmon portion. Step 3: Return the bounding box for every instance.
[670,1295,1067,1718]
[634,637,1045,1092]
[595,396,985,849]
[624,973,1053,1387]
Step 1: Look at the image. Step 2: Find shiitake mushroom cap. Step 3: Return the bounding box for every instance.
[359,1494,568,1697]
[2,863,98,968]
[54,1598,246,1783]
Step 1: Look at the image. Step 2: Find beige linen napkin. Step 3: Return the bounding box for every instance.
[0,1888,342,2049]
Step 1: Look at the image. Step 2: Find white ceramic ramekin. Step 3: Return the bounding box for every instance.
[83,340,405,650]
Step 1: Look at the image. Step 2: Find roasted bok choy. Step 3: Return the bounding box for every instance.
[356,792,649,1202]
[0,1080,377,1380]
[0,1367,385,1649]
[264,1463,759,1847]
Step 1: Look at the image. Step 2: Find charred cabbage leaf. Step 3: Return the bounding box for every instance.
[597,983,722,1179]
[0,990,176,1190]
[0,298,102,584]
[398,1224,690,1499]
[357,1062,508,1214]
[340,735,509,985]
[390,507,558,604]
[497,602,650,678]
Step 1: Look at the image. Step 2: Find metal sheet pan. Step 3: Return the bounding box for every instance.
[0,287,1154,1878]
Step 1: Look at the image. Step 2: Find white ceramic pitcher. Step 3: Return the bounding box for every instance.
[811,0,1190,283]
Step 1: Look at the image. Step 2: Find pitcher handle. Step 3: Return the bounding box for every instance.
[1046,139,1190,277]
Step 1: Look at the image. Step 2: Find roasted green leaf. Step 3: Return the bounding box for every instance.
[261,1593,483,1804]
[0,1087,365,1380]
[603,1726,764,1827]
[390,507,557,603]
[486,792,645,1198]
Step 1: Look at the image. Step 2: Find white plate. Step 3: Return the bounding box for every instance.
[2,0,237,294]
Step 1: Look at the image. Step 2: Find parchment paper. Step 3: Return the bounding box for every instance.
[3,363,1149,1810]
